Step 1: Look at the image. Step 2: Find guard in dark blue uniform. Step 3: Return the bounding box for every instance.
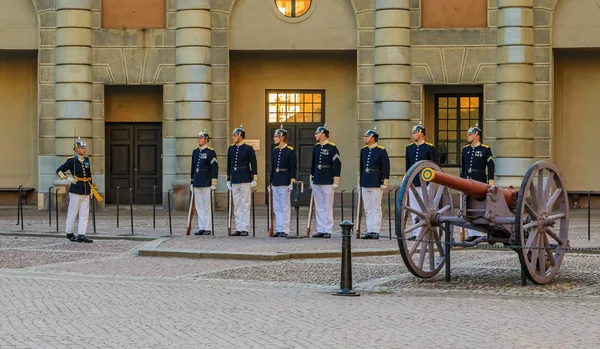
[461,123,495,241]
[405,123,437,241]
[359,127,390,239]
[270,125,297,237]
[310,123,341,238]
[56,138,99,243]
[190,129,218,235]
[227,125,258,236]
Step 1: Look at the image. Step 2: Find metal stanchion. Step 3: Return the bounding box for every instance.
[129,188,134,235]
[210,189,215,236]
[92,195,96,233]
[293,182,301,236]
[167,189,173,235]
[16,185,22,226]
[153,185,157,229]
[588,191,591,241]
[116,186,121,228]
[387,189,392,240]
[334,220,359,296]
[48,186,53,226]
[444,221,452,283]
[252,190,256,237]
[351,188,356,223]
[340,190,345,222]
[55,188,59,232]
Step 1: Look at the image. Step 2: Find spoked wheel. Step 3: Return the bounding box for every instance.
[396,160,453,278]
[515,160,569,285]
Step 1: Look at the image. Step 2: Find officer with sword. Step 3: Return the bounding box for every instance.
[269,125,297,237]
[190,129,218,235]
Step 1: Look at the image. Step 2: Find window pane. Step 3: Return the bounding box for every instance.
[448,131,457,141]
[304,104,313,113]
[269,113,277,123]
[448,97,457,108]
[439,121,447,131]
[269,104,277,113]
[460,119,470,132]
[313,94,321,102]
[305,94,312,102]
[439,97,447,108]
[460,97,470,109]
[313,113,321,122]
[470,108,479,119]
[439,109,447,119]
[470,97,479,108]
[448,109,457,120]
[269,93,277,103]
[448,154,458,165]
[460,109,470,122]
[448,119,457,132]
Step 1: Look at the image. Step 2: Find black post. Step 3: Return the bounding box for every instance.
[55,188,59,232]
[340,190,345,222]
[444,221,452,283]
[116,186,121,228]
[266,185,270,234]
[168,189,173,236]
[153,185,157,229]
[521,266,527,286]
[92,196,96,233]
[16,185,22,226]
[252,190,256,237]
[588,190,591,241]
[210,189,215,236]
[129,188,134,235]
[294,182,300,236]
[351,188,356,223]
[334,220,360,296]
[48,187,53,226]
[388,189,392,240]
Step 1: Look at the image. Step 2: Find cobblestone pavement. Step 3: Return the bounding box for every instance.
[1,235,600,348]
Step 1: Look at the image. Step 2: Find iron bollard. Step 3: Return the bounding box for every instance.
[55,188,59,232]
[252,190,256,237]
[153,185,157,229]
[333,220,360,296]
[48,186,53,226]
[340,190,345,222]
[387,189,392,240]
[129,188,134,235]
[444,221,452,283]
[116,186,121,228]
[588,191,591,241]
[167,189,173,235]
[92,195,96,233]
[16,185,22,226]
[210,189,215,236]
[351,188,356,223]
[293,182,301,236]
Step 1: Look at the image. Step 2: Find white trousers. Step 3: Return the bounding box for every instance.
[408,186,425,237]
[312,184,334,233]
[194,187,212,231]
[65,192,90,235]
[273,186,291,233]
[232,183,251,232]
[362,187,383,233]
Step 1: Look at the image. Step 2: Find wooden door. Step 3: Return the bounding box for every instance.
[105,123,162,204]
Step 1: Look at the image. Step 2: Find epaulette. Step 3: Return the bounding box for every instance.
[288,146,294,150]
[231,143,236,146]
[426,142,434,147]
[481,144,489,148]
[315,142,320,145]
[463,144,470,148]
[362,145,368,149]
[407,143,413,147]
[208,147,214,151]
[329,142,336,146]
[68,156,74,159]
[377,145,385,149]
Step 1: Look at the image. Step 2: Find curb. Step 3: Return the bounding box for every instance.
[0,231,159,242]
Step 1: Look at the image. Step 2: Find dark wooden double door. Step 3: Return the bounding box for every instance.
[106,123,162,204]
[266,124,319,206]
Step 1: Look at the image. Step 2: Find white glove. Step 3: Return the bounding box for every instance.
[287,183,293,192]
[332,183,339,189]
[190,184,193,191]
[250,180,257,188]
[226,181,232,191]
[211,185,217,190]
[380,184,388,190]
[67,177,76,184]
[489,179,495,186]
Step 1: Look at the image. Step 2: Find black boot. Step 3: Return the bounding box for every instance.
[239,231,249,236]
[66,233,76,242]
[194,230,204,236]
[202,230,212,235]
[76,234,93,243]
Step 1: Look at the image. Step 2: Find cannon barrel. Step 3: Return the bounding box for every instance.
[421,168,518,209]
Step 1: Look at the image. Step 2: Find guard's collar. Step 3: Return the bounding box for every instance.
[368,142,378,149]
[279,143,288,149]
[415,140,425,146]
[76,155,85,162]
[319,139,329,146]
[236,141,246,146]
[199,145,208,150]
[471,141,481,148]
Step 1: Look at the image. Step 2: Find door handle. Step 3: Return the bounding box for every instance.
[134,168,139,171]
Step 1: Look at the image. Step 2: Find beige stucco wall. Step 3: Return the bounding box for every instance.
[0,0,38,50]
[230,51,357,190]
[553,50,600,191]
[0,51,38,187]
[553,0,600,48]
[229,0,357,50]
[105,86,163,122]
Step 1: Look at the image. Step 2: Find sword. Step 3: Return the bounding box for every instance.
[210,188,215,236]
[356,186,363,238]
[186,187,194,236]
[227,188,233,236]
[306,190,315,237]
[268,184,274,237]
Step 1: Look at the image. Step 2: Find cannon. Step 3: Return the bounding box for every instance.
[396,160,569,285]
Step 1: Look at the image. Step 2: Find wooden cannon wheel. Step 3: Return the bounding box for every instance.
[515,160,569,285]
[396,160,453,278]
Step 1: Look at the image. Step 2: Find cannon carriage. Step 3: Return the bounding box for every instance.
[395,160,569,285]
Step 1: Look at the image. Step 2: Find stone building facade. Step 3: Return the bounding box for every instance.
[0,0,598,209]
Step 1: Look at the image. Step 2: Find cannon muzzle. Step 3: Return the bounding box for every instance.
[421,168,517,209]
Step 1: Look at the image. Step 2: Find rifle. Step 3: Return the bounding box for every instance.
[356,186,364,238]
[227,188,233,236]
[305,190,315,237]
[268,184,274,237]
[186,187,195,235]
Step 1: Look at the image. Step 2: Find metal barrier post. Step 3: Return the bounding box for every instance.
[167,189,173,235]
[351,188,356,223]
[210,189,215,236]
[16,185,22,226]
[92,195,96,233]
[55,188,59,232]
[340,190,345,222]
[48,186,53,226]
[334,220,359,297]
[252,190,256,237]
[388,189,392,240]
[116,186,121,228]
[444,221,452,283]
[153,185,157,229]
[129,188,134,235]
[588,191,591,241]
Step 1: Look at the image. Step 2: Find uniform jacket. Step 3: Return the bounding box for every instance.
[56,156,93,195]
[227,142,258,184]
[270,144,297,187]
[405,142,436,187]
[461,143,495,183]
[359,144,390,188]
[191,146,218,187]
[311,141,342,185]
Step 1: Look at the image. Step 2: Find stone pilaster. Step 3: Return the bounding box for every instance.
[54,0,93,195]
[173,0,212,208]
[374,0,411,182]
[495,0,534,187]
